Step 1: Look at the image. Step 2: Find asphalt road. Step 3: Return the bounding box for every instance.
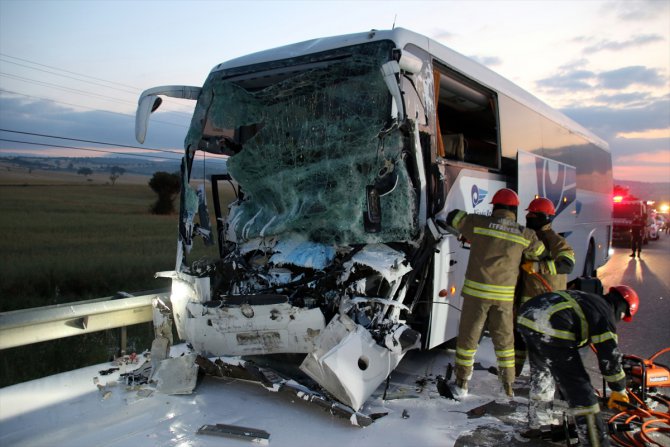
[596,232,670,360]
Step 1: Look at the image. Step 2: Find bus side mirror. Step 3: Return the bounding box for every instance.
[136,95,163,144]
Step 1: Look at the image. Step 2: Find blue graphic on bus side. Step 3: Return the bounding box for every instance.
[471,185,488,208]
[535,158,576,216]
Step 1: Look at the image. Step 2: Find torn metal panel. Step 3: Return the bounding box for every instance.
[300,314,408,411]
[340,244,411,285]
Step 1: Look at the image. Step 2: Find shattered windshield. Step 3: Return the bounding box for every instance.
[185,40,418,245]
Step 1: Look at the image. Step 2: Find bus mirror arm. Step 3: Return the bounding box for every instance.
[135,85,202,144]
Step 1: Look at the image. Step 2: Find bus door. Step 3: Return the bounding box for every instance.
[427,169,506,349]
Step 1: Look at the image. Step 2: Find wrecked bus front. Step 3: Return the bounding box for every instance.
[143,37,425,410]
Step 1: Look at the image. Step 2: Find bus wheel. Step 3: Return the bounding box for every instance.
[583,241,595,277]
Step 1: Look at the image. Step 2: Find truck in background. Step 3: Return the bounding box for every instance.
[135,28,613,411]
[612,191,652,245]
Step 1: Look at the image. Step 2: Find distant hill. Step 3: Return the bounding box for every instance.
[0,155,226,182]
[614,180,670,204]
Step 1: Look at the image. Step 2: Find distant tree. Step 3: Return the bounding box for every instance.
[68,162,74,171]
[149,171,180,214]
[109,166,126,185]
[77,167,93,179]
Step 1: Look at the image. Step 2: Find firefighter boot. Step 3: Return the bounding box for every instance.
[574,413,610,447]
[528,400,555,429]
[452,378,468,398]
[503,382,514,398]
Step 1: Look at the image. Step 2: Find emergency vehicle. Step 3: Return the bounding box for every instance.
[612,195,650,245]
[134,28,613,411]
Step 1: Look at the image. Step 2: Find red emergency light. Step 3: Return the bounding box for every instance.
[613,195,624,203]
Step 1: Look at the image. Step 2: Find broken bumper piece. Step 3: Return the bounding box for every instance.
[299,314,414,411]
[195,355,379,427]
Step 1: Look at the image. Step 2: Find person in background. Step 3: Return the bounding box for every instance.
[517,284,639,446]
[445,188,546,398]
[630,213,645,258]
[514,197,575,383]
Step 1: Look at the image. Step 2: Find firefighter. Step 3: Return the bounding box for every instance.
[514,197,575,378]
[630,213,645,258]
[445,188,546,398]
[517,284,640,446]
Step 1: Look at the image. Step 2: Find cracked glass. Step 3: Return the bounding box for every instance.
[186,40,419,245]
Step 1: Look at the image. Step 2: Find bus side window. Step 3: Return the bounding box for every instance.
[442,133,466,161]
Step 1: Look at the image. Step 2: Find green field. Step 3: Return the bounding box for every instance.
[0,174,226,386]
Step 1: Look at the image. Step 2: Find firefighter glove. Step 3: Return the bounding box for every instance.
[521,261,538,274]
[446,209,461,227]
[607,390,630,412]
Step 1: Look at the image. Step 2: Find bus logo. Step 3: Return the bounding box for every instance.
[471,185,488,208]
[535,158,576,216]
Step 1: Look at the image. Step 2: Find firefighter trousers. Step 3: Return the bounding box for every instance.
[521,331,610,446]
[455,297,515,385]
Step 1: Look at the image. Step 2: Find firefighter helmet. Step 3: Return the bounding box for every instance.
[610,285,639,322]
[526,197,556,216]
[491,188,520,207]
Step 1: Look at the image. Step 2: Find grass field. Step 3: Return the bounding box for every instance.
[0,167,228,386]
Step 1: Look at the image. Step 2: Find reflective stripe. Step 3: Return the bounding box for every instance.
[591,332,618,344]
[452,211,467,228]
[473,227,530,247]
[569,403,600,416]
[463,279,515,301]
[557,250,576,264]
[496,349,515,358]
[546,259,557,275]
[556,291,588,345]
[530,242,546,258]
[455,357,475,366]
[456,346,476,367]
[517,316,577,341]
[464,279,515,293]
[604,371,626,382]
[498,359,515,367]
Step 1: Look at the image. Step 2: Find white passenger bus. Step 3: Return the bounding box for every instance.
[135,28,612,412]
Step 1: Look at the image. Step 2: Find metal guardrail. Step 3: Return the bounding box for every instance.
[0,289,170,350]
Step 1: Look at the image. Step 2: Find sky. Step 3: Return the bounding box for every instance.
[0,0,669,183]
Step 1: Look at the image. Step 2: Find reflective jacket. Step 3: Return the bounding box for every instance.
[517,290,626,391]
[450,209,546,303]
[518,225,575,302]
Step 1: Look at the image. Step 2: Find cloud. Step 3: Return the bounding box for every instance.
[605,0,670,21]
[536,69,596,91]
[582,34,664,54]
[593,91,653,107]
[561,95,670,142]
[0,95,189,157]
[537,65,666,98]
[597,66,666,89]
[617,149,670,165]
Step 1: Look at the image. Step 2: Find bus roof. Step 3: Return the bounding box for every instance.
[211,28,608,150]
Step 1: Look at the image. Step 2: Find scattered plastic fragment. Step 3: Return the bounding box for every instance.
[197,423,270,445]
